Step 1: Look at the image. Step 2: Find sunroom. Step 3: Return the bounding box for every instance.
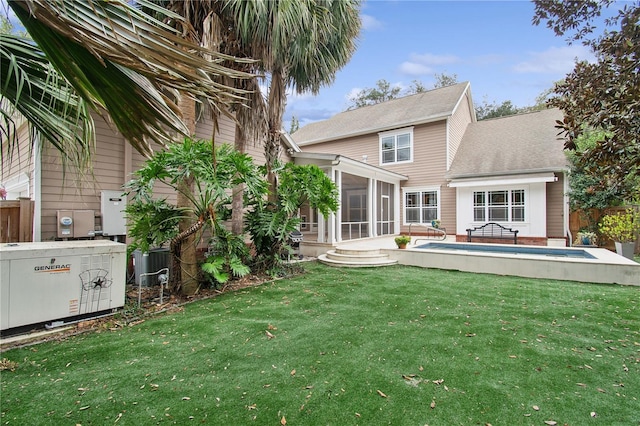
[291,152,407,256]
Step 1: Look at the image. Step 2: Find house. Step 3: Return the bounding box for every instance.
[2,81,569,252]
[0,112,296,242]
[290,82,569,249]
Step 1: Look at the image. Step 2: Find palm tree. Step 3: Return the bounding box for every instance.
[3,0,254,296]
[154,0,360,284]
[145,1,268,237]
[2,0,251,160]
[225,0,361,201]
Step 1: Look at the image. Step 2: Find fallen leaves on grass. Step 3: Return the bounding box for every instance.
[280,416,287,425]
[0,358,18,371]
[376,390,387,398]
[265,330,276,339]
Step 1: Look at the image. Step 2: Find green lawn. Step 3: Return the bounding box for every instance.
[1,262,639,425]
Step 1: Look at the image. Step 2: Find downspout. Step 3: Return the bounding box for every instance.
[564,171,572,246]
[33,135,42,241]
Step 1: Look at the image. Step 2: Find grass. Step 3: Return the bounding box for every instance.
[1,262,639,425]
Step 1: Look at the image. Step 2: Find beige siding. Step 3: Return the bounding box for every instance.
[195,113,236,144]
[40,116,127,240]
[1,122,35,199]
[295,121,459,233]
[18,107,292,240]
[546,173,566,238]
[447,91,473,170]
[195,114,274,166]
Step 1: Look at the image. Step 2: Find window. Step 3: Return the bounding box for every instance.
[404,189,438,224]
[380,128,413,164]
[473,189,525,222]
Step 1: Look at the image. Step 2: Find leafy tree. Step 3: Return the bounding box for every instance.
[533,0,640,200]
[408,79,428,93]
[348,79,403,109]
[567,130,627,211]
[289,116,300,134]
[125,140,267,294]
[475,99,522,121]
[347,74,459,110]
[433,72,458,89]
[246,163,339,274]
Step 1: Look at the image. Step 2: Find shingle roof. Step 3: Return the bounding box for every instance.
[446,108,568,179]
[292,82,471,145]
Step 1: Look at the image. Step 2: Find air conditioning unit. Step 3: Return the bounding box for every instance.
[132,248,171,286]
[1,240,126,330]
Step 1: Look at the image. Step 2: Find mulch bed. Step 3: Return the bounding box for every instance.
[0,272,279,353]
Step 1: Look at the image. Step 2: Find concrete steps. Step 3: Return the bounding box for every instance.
[317,247,397,268]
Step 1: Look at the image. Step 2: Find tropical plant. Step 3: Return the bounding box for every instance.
[3,0,251,161]
[139,0,267,236]
[246,163,339,274]
[599,208,640,243]
[226,0,361,202]
[125,139,266,294]
[201,228,251,287]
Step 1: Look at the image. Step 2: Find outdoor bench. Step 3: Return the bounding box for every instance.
[466,222,518,244]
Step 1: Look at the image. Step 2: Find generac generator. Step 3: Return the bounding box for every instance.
[0,240,126,331]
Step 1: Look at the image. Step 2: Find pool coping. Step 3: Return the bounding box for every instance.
[382,242,639,286]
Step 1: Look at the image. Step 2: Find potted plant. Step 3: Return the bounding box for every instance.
[394,235,411,249]
[575,230,597,246]
[598,208,640,259]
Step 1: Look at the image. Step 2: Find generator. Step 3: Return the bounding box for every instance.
[0,240,126,331]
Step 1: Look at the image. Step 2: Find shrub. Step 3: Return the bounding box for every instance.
[599,208,640,243]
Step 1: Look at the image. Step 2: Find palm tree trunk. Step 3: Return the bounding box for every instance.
[173,94,200,296]
[231,122,246,234]
[265,68,285,204]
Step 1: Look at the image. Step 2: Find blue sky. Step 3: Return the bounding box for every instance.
[2,0,597,132]
[284,0,595,129]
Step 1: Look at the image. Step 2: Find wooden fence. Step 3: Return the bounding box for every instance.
[0,198,34,243]
[569,206,640,252]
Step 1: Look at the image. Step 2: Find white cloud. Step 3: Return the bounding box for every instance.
[397,52,460,76]
[361,14,384,31]
[408,52,460,66]
[513,45,594,74]
[398,61,433,76]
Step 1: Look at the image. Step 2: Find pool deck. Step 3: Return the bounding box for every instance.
[335,236,639,286]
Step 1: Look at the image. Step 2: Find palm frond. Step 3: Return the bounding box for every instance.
[1,34,94,171]
[8,0,256,154]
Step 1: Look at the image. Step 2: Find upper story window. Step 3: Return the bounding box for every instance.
[473,189,525,222]
[379,127,413,165]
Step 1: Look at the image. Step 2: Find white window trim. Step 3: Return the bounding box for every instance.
[472,187,528,224]
[402,186,441,226]
[379,126,414,165]
[2,172,30,200]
